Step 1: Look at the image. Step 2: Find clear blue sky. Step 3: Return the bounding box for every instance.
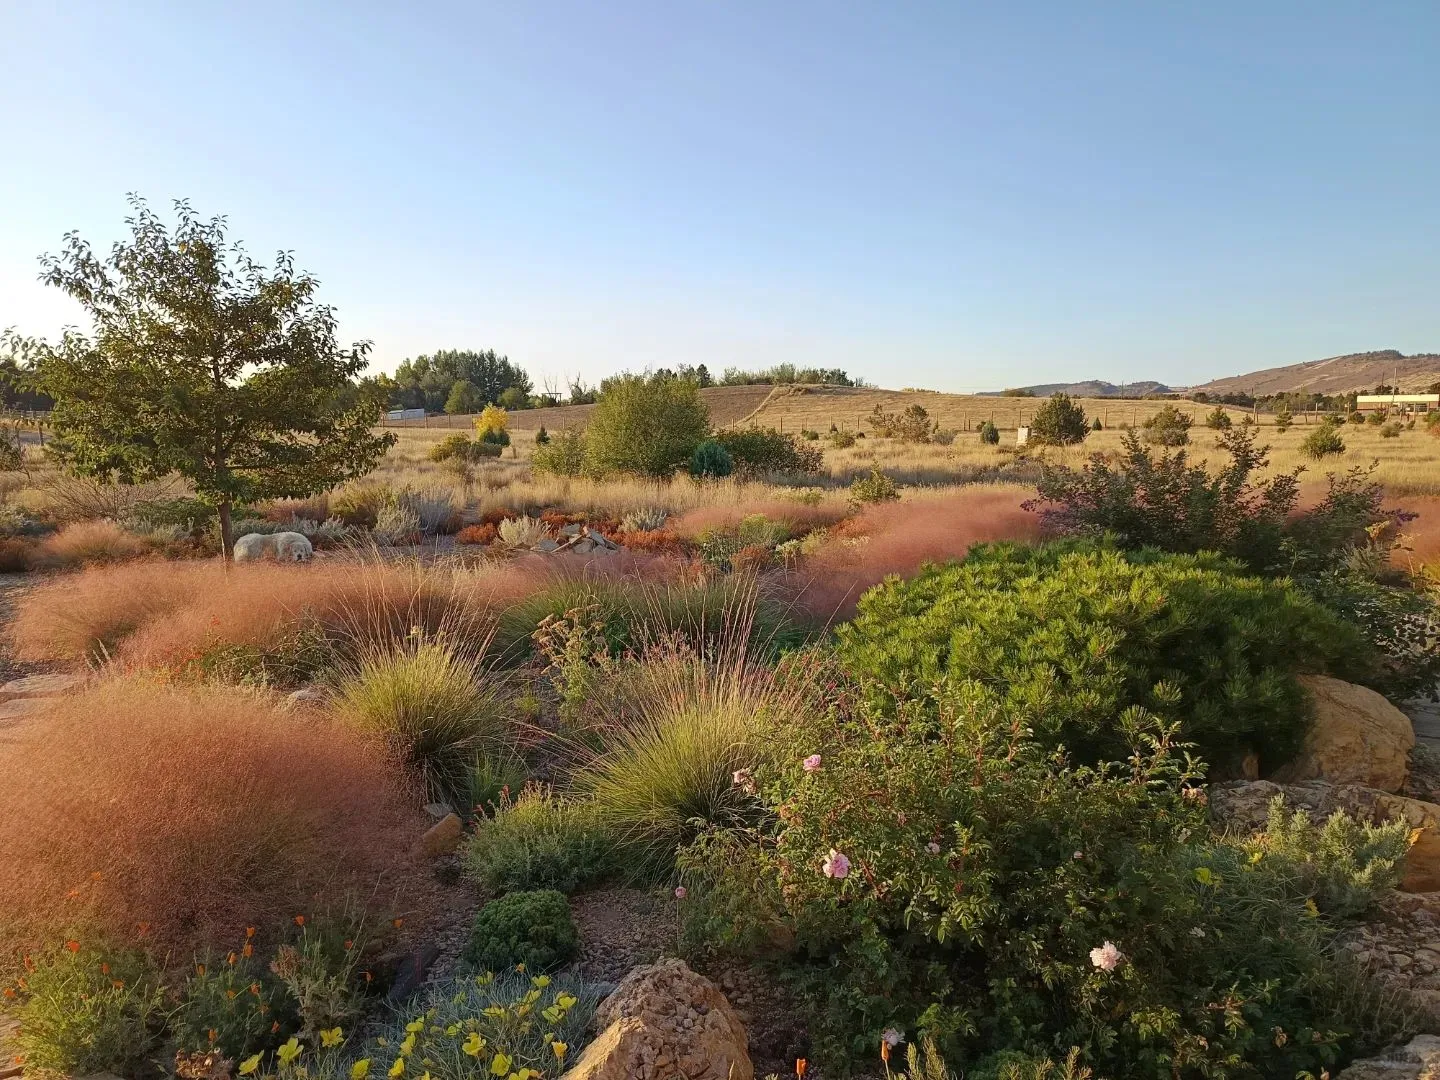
[2,2,1437,391]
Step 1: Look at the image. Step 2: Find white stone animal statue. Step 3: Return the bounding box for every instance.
[232,531,314,563]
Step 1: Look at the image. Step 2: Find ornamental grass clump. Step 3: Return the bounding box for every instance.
[0,679,428,960]
[573,637,817,879]
[332,637,507,803]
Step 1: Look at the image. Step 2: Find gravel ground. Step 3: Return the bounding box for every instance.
[0,574,54,684]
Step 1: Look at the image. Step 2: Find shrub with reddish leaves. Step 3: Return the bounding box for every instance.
[456,523,498,545]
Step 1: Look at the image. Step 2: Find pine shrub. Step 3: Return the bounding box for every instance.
[838,540,1368,770]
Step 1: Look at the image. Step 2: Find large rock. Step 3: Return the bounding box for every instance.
[561,958,752,1080]
[0,672,83,699]
[417,813,465,858]
[1271,675,1415,793]
[1211,780,1440,892]
[1336,1034,1440,1078]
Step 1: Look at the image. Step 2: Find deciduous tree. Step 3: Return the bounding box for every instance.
[5,195,394,557]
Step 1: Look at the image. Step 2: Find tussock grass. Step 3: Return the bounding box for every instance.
[11,557,520,667]
[332,637,507,802]
[0,678,430,959]
[33,520,154,568]
[572,636,817,879]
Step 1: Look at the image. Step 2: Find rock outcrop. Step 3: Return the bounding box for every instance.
[1271,675,1415,793]
[561,958,752,1080]
[1336,1034,1440,1078]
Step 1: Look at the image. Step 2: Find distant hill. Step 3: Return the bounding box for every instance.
[1195,350,1440,396]
[980,379,1173,398]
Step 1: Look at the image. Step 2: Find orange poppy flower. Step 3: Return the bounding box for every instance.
[208,1029,217,1044]
[272,1021,281,1034]
[101,963,110,975]
[112,980,125,990]
[65,940,80,953]
[137,922,151,936]
[242,943,253,958]
[246,926,256,938]
[2,988,14,1000]
[294,915,306,927]
[796,1060,808,1079]
[196,964,206,977]
[227,952,237,965]
[392,918,404,929]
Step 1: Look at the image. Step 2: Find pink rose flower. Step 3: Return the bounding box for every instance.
[925,841,941,855]
[674,886,687,899]
[802,754,822,772]
[1089,941,1123,972]
[822,849,851,879]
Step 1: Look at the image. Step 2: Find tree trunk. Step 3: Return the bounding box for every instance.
[218,501,234,562]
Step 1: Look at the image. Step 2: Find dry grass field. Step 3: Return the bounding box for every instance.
[380,388,1440,498]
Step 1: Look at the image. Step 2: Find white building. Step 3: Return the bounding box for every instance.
[385,408,427,422]
[1354,394,1439,413]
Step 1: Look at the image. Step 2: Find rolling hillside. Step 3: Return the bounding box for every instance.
[979,379,1173,398]
[1194,350,1440,396]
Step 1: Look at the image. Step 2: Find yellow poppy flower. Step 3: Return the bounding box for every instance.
[350,1061,371,1080]
[321,1027,344,1049]
[238,1053,263,1076]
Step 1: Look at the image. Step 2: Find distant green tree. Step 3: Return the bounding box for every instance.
[584,373,710,477]
[390,348,531,413]
[978,420,1000,445]
[4,195,393,558]
[1274,404,1294,432]
[1205,406,1233,430]
[444,379,483,415]
[1142,405,1193,446]
[1028,393,1089,447]
[497,386,529,409]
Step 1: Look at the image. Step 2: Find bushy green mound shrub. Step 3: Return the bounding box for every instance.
[584,373,710,477]
[978,419,1000,445]
[1141,404,1192,445]
[848,468,899,506]
[12,942,167,1078]
[688,438,733,478]
[1302,423,1346,459]
[531,427,587,476]
[838,541,1366,771]
[678,684,1409,1075]
[463,789,616,894]
[715,426,824,476]
[464,890,578,973]
[1027,393,1089,446]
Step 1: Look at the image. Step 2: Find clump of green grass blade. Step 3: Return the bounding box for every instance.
[332,638,507,804]
[572,644,815,881]
[489,572,806,665]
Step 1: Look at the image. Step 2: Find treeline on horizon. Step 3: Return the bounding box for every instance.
[378,349,865,415]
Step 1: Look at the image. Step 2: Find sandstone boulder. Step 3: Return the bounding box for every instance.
[1336,1034,1440,1078]
[561,958,752,1080]
[1271,675,1415,792]
[418,812,465,858]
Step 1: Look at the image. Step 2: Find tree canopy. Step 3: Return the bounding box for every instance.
[390,349,531,413]
[3,195,394,556]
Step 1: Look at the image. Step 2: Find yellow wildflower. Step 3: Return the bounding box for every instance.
[462,1033,484,1058]
[552,1041,568,1062]
[489,1051,512,1076]
[350,1061,371,1080]
[277,1037,303,1066]
[387,1057,405,1078]
[238,1054,263,1076]
[321,1027,344,1049]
